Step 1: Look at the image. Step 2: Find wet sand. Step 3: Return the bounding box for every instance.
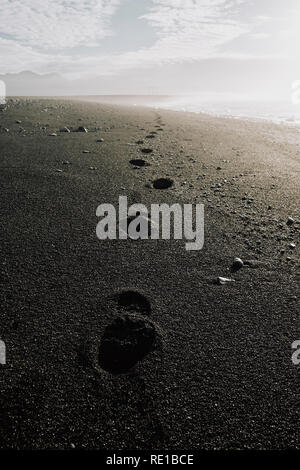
[0,97,300,450]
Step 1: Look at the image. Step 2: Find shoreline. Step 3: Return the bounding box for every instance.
[7,94,300,129]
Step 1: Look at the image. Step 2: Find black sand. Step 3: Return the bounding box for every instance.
[0,98,300,449]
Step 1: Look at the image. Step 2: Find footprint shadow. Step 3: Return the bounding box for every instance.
[153,178,174,189]
[117,289,152,314]
[98,314,158,374]
[129,159,150,167]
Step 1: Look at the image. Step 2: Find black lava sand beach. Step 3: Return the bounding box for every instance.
[1,98,300,450]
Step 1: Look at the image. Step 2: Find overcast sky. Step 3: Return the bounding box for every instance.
[1,0,300,97]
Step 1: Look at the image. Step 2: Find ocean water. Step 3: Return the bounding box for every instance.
[150,96,300,127]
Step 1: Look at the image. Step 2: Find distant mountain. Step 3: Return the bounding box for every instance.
[0,71,61,80]
[0,71,71,96]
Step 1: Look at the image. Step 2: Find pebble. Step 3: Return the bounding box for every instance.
[60,126,70,133]
[287,217,294,226]
[217,277,235,285]
[231,257,244,271]
[77,126,88,133]
[49,133,57,137]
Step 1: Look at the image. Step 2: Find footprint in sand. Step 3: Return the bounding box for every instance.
[117,289,151,314]
[153,178,174,189]
[98,314,158,373]
[129,159,150,167]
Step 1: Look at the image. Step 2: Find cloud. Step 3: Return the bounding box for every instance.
[80,0,250,76]
[139,0,248,60]
[0,37,72,74]
[251,33,270,39]
[0,0,123,49]
[0,0,275,80]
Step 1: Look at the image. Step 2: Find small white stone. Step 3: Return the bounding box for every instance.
[217,277,235,285]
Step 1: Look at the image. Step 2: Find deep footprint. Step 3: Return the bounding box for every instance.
[99,314,157,373]
[117,290,151,314]
[153,178,174,189]
[129,159,150,167]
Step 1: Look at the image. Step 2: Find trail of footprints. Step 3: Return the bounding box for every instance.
[97,118,171,374]
[129,118,174,191]
[99,291,160,374]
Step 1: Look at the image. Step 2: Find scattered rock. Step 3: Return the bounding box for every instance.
[96,138,104,142]
[231,257,244,272]
[49,133,57,137]
[216,277,235,285]
[287,217,294,226]
[60,126,70,133]
[77,126,88,133]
